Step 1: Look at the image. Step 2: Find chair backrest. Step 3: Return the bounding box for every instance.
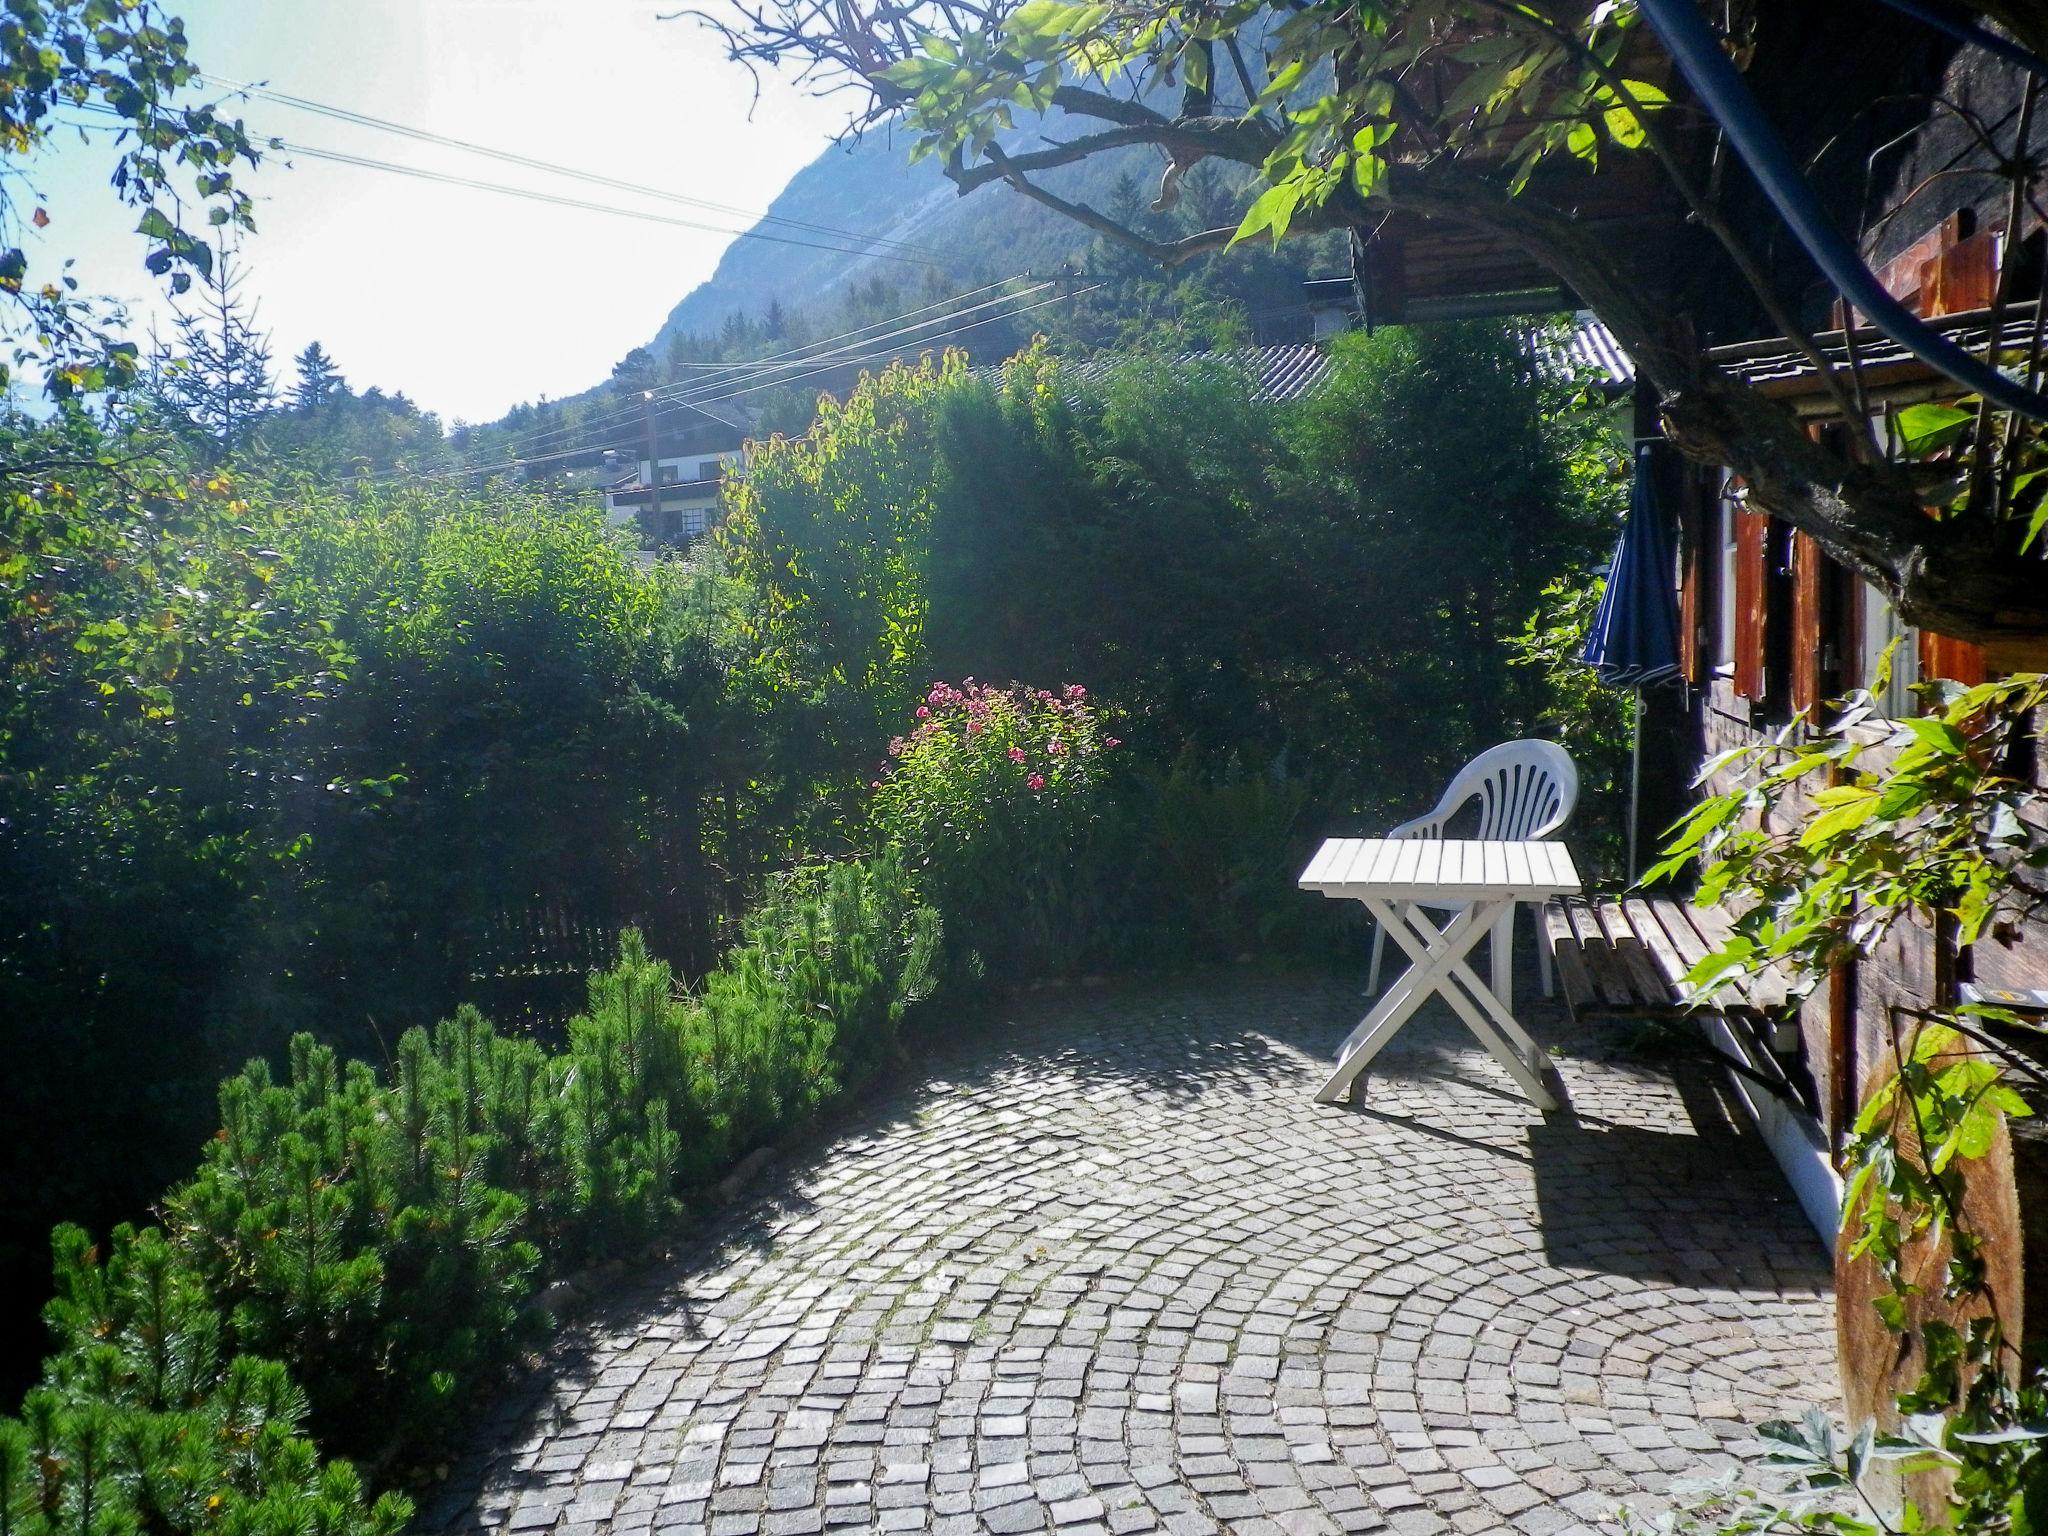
[1433,739,1578,841]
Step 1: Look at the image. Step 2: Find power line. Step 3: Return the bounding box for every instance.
[274,139,947,268]
[455,281,1083,473]
[664,282,1101,410]
[479,276,1048,460]
[499,278,1056,458]
[66,98,950,269]
[200,73,954,264]
[383,282,1102,486]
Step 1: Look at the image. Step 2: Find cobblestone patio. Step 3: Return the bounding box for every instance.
[427,969,1837,1536]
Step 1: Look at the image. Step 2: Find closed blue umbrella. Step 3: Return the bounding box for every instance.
[1584,444,1682,688]
[1583,444,1683,878]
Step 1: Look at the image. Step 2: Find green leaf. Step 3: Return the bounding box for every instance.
[1228,182,1302,249]
[1899,715,1968,755]
[1802,791,1880,847]
[1895,402,1973,456]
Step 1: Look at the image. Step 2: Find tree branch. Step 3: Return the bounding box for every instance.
[1376,161,2044,639]
[1462,0,1879,457]
[948,110,1274,195]
[969,143,1244,263]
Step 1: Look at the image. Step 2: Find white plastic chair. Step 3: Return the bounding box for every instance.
[1366,739,1578,1011]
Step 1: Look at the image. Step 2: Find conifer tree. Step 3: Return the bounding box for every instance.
[290,342,346,411]
[154,242,273,456]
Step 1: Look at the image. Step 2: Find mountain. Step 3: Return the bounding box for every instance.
[462,112,1335,457]
[652,126,1163,346]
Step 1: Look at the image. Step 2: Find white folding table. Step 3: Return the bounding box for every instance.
[1299,837,1582,1109]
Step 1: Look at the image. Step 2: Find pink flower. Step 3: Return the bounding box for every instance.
[967,719,983,735]
[1027,773,1046,792]
[1065,684,1086,701]
[1104,737,1121,749]
[1048,738,1068,756]
[870,780,882,789]
[915,705,930,719]
[888,737,906,757]
[1007,746,1027,763]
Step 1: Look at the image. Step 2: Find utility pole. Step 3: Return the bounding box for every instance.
[642,390,663,544]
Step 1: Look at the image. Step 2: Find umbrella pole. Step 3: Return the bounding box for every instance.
[1627,690,1643,885]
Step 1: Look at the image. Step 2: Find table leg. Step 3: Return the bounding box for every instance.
[1316,901,1492,1105]
[1387,900,1557,1110]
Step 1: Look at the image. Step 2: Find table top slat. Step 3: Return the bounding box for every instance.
[1299,839,1349,886]
[1299,836,1582,900]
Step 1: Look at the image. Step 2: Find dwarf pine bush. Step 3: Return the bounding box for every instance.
[0,1225,410,1536]
[0,853,937,1525]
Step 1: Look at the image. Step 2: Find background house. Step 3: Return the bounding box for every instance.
[602,397,753,552]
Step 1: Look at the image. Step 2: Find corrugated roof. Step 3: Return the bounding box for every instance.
[972,317,1632,402]
[976,343,1333,402]
[1533,316,1634,389]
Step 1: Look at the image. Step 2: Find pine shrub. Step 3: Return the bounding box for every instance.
[1,853,937,1524]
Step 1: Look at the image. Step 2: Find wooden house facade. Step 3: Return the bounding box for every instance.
[1346,3,2048,1414]
[1642,32,2048,1416]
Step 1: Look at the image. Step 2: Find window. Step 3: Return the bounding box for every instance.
[1714,476,1740,670]
[699,458,725,483]
[656,462,681,486]
[678,508,710,538]
[1859,582,1919,718]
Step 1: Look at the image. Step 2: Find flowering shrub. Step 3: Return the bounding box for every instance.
[872,681,1118,976]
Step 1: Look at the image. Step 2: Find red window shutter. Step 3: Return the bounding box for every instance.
[1678,475,1705,684]
[1733,508,1770,700]
[1919,629,1988,689]
[1930,231,2000,316]
[1790,531,1824,715]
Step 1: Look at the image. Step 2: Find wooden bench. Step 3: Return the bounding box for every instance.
[1541,893,1791,1025]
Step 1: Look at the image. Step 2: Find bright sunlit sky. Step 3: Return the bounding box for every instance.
[14,0,853,423]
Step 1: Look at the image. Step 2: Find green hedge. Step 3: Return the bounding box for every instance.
[0,854,938,1536]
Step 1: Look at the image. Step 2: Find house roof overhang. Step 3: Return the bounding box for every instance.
[1703,301,2042,412]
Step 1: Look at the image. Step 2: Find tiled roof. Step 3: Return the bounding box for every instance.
[1705,301,2041,398]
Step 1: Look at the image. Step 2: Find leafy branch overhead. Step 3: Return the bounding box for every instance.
[699,0,2048,642]
[2,0,265,397]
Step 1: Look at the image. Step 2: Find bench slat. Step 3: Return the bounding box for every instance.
[1543,898,1598,1013]
[1541,893,1795,1025]
[1672,899,1796,1012]
[1624,897,1701,1009]
[1597,899,1678,1011]
[1579,902,1642,1011]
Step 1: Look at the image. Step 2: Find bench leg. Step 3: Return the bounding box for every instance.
[1535,903,1554,998]
[1367,917,1386,995]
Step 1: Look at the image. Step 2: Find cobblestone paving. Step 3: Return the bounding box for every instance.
[428,970,1837,1536]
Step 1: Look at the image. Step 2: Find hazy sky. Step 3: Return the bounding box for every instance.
[15,0,857,422]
